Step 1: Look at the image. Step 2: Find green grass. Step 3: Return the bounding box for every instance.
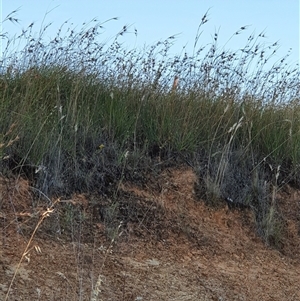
[0,10,299,247]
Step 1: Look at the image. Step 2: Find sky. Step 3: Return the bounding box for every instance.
[1,0,299,68]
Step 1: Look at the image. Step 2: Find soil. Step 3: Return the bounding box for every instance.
[1,166,300,300]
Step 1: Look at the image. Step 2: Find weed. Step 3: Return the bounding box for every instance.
[0,9,299,249]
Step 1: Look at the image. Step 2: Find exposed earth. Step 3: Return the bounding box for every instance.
[1,166,300,300]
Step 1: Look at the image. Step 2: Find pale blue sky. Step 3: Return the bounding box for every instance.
[1,0,299,67]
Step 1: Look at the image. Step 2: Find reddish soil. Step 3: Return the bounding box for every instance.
[1,167,300,300]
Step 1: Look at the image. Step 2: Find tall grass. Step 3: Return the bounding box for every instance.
[0,10,299,246]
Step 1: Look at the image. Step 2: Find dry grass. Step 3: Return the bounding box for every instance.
[4,204,56,301]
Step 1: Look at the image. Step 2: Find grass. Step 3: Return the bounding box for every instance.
[0,9,299,258]
[4,205,56,301]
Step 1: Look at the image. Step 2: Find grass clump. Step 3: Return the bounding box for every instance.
[0,10,299,247]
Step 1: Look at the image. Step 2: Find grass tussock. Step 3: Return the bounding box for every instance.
[0,9,300,248]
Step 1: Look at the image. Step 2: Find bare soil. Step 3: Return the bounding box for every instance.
[1,167,300,300]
